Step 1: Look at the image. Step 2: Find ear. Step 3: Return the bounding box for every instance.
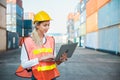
[36,25,39,30]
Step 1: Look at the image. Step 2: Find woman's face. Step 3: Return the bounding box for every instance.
[37,21,50,34]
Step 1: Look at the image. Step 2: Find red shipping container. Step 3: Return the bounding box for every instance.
[86,0,97,17]
[97,0,111,9]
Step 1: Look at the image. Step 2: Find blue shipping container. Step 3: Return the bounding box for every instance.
[24,29,32,37]
[17,26,22,37]
[80,10,86,25]
[98,25,120,54]
[7,31,19,50]
[98,0,120,29]
[24,20,32,29]
[80,0,86,13]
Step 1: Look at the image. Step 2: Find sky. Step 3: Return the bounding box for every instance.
[22,0,80,34]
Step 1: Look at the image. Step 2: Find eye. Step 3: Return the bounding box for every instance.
[43,24,49,27]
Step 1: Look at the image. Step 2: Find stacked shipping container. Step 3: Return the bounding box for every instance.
[79,0,86,47]
[6,0,23,37]
[67,0,120,54]
[23,20,32,37]
[97,0,120,54]
[7,31,19,50]
[80,0,120,54]
[67,13,74,43]
[0,0,6,51]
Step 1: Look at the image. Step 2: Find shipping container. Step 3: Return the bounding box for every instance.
[24,29,32,37]
[86,11,98,33]
[7,31,19,50]
[85,31,98,49]
[74,29,79,38]
[80,10,86,25]
[13,4,23,17]
[7,0,22,8]
[97,0,111,9]
[80,0,86,13]
[24,20,32,29]
[98,24,120,54]
[0,6,6,29]
[98,0,120,29]
[73,12,80,22]
[0,29,6,51]
[79,22,86,36]
[7,3,23,17]
[17,26,22,37]
[86,0,97,17]
[16,15,23,27]
[79,35,86,47]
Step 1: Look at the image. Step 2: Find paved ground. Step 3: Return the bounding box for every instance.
[0,46,120,80]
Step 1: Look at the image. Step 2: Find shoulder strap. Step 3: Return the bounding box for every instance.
[23,37,30,60]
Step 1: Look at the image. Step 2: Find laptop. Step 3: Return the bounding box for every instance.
[55,43,78,61]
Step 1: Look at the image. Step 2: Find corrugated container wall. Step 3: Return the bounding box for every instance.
[98,24,120,54]
[73,12,80,22]
[6,3,23,37]
[24,20,32,29]
[85,31,98,49]
[7,0,22,8]
[80,10,86,25]
[79,23,86,36]
[80,0,86,13]
[86,0,97,17]
[0,0,6,51]
[98,0,120,29]
[86,11,98,33]
[7,31,19,50]
[24,29,32,37]
[97,0,111,9]
[17,25,22,37]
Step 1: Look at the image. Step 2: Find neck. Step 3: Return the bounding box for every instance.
[37,30,44,39]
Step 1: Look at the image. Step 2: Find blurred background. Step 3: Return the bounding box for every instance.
[0,0,120,80]
[0,0,120,55]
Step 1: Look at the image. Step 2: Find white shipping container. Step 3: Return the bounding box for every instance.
[0,29,6,51]
[86,31,98,49]
[0,6,6,29]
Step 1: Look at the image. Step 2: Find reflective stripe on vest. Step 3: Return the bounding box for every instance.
[33,48,53,55]
[37,64,56,71]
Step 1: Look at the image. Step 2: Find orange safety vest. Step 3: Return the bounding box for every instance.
[16,36,60,80]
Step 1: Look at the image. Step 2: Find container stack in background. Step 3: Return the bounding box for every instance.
[7,31,19,49]
[97,0,120,54]
[67,0,120,55]
[6,0,23,49]
[23,12,34,37]
[79,0,87,47]
[23,20,32,37]
[6,0,23,36]
[0,0,6,51]
[67,13,75,43]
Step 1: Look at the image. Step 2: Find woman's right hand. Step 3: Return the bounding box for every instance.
[38,54,55,62]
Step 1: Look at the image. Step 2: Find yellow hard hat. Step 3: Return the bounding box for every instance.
[33,11,52,24]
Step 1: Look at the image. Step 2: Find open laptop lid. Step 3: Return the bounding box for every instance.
[55,43,78,61]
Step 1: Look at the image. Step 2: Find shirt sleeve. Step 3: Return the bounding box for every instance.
[20,44,39,68]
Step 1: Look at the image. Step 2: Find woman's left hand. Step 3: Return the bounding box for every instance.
[60,53,68,62]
